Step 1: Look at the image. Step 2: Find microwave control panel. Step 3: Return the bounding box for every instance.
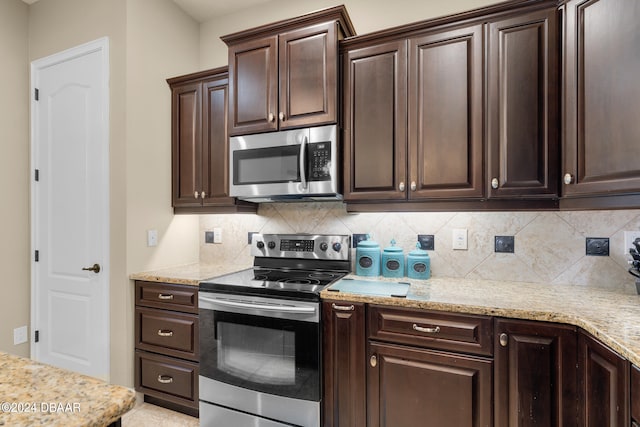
[309,143,331,181]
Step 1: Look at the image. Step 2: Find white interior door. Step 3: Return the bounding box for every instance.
[31,38,110,380]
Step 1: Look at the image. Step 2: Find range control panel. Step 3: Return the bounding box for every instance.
[251,234,350,261]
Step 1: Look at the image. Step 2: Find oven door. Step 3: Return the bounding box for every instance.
[198,292,320,402]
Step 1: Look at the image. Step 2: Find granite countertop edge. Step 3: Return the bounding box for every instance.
[129,264,640,367]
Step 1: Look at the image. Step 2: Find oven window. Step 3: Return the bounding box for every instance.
[233,145,300,185]
[217,321,295,385]
[200,309,320,401]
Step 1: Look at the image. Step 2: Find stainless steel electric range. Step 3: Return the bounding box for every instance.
[198,233,351,427]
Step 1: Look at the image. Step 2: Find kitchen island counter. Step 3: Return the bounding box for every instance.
[322,275,640,367]
[0,351,135,427]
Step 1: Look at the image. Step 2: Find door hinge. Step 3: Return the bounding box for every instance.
[34,330,39,343]
[35,169,39,182]
[34,250,39,262]
[34,88,39,101]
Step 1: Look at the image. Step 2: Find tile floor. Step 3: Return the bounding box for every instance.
[122,401,198,427]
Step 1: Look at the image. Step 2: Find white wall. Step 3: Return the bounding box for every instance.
[199,0,502,69]
[0,0,30,358]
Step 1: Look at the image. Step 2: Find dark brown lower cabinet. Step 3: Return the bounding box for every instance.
[632,365,640,426]
[323,301,366,427]
[577,330,630,427]
[367,342,492,427]
[494,318,577,427]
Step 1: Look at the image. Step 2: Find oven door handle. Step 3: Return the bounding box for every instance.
[199,296,316,314]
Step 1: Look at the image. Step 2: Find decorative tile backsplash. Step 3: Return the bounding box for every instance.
[200,203,640,294]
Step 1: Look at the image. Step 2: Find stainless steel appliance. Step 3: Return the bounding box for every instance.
[198,233,351,427]
[229,124,341,202]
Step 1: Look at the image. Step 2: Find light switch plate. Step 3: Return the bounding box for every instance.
[452,229,468,250]
[213,227,223,244]
[147,229,158,247]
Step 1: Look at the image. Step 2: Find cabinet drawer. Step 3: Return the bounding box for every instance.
[135,307,198,361]
[632,364,640,424]
[135,350,198,407]
[368,305,493,356]
[135,281,198,313]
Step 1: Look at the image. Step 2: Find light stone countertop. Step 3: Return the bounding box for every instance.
[129,264,640,367]
[129,262,251,286]
[0,351,136,427]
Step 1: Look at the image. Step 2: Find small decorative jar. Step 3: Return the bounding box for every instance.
[382,239,405,278]
[407,242,431,280]
[356,235,380,276]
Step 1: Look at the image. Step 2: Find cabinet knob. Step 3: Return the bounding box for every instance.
[563,173,574,185]
[194,191,200,199]
[491,178,499,189]
[410,181,417,191]
[499,333,508,347]
[370,354,377,367]
[279,112,285,122]
[399,182,405,191]
[201,191,206,199]
[268,112,275,123]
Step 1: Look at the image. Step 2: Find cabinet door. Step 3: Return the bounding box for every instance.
[171,82,202,207]
[368,341,492,427]
[343,40,408,201]
[279,22,337,129]
[408,24,483,199]
[322,301,366,427]
[201,76,234,205]
[563,0,640,196]
[494,319,577,427]
[487,8,559,198]
[228,35,278,135]
[577,330,630,427]
[632,365,640,426]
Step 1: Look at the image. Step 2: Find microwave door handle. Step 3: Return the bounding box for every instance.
[300,135,308,190]
[199,296,316,314]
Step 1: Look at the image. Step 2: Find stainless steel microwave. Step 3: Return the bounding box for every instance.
[229,124,341,202]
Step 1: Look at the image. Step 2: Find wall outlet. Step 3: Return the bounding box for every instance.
[418,234,435,250]
[147,229,158,247]
[495,236,515,253]
[452,229,468,250]
[353,234,368,248]
[14,326,27,345]
[586,237,609,256]
[624,231,640,256]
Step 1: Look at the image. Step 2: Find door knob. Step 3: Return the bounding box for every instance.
[82,263,101,274]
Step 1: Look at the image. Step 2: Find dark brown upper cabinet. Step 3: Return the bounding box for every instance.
[562,0,640,204]
[343,40,408,201]
[167,68,256,214]
[408,24,484,200]
[343,23,483,203]
[222,6,355,136]
[487,7,559,199]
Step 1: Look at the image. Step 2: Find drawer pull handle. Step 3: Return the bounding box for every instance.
[412,324,440,334]
[332,303,355,311]
[157,330,173,337]
[157,375,173,384]
[158,294,174,300]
